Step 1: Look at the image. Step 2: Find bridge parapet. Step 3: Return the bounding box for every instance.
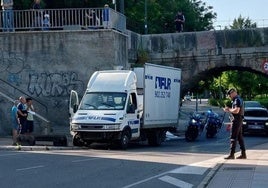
[128,28,268,93]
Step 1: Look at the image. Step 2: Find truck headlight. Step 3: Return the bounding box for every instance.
[191,119,197,124]
[71,124,81,130]
[265,122,268,126]
[242,121,247,125]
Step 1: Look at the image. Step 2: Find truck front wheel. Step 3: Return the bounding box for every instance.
[118,130,130,150]
[73,135,84,147]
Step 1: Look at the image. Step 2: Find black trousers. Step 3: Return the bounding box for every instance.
[230,117,246,154]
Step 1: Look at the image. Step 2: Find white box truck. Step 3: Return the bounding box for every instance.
[69,63,181,149]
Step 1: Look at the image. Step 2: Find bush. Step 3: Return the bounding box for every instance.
[208,98,231,107]
[258,98,268,109]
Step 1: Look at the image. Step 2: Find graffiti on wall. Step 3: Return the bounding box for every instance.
[28,72,84,97]
[0,50,25,74]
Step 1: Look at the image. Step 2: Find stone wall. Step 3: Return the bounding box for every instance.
[1,28,268,135]
[0,30,128,135]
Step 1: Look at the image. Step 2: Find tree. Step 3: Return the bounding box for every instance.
[230,15,257,29]
[211,70,268,100]
[13,0,216,34]
[125,0,217,34]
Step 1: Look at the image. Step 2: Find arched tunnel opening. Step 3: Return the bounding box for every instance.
[182,66,268,102]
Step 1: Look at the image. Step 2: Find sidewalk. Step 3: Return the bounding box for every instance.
[199,142,268,188]
[0,136,74,151]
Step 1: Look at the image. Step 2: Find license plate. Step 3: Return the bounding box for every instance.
[248,125,263,129]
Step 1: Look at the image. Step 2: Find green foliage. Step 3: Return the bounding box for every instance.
[208,98,231,107]
[208,98,219,106]
[256,99,268,109]
[230,15,257,29]
[205,69,268,102]
[14,0,48,9]
[125,0,216,34]
[136,49,149,64]
[13,0,216,34]
[14,0,33,9]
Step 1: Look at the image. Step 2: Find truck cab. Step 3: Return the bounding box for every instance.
[69,70,140,149]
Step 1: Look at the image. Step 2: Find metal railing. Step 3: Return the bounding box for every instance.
[0,8,126,32]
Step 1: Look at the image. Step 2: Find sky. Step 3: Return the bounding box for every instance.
[203,0,268,29]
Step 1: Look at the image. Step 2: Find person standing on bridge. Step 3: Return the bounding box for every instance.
[103,4,110,29]
[174,11,185,32]
[223,88,247,159]
[1,0,14,32]
[32,0,43,30]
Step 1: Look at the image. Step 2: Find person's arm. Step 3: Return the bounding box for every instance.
[223,106,240,114]
[17,105,27,117]
[15,109,20,124]
[27,104,34,111]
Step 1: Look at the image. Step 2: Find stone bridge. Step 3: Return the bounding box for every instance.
[128,28,268,93]
[0,28,268,133]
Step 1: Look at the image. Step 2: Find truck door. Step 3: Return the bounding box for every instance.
[126,93,140,138]
[69,90,79,119]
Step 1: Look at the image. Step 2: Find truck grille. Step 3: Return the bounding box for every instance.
[80,124,104,130]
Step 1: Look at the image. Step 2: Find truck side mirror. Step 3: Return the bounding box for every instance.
[73,104,78,113]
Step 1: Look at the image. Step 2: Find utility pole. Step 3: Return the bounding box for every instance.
[120,0,124,14]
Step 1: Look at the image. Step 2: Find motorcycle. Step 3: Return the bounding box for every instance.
[185,112,205,142]
[205,109,223,138]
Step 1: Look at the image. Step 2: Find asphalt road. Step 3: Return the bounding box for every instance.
[1,100,267,188]
[1,130,268,188]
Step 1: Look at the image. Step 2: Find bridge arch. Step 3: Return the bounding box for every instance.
[128,28,268,94]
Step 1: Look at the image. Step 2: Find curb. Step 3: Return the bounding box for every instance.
[0,145,80,151]
[197,162,224,188]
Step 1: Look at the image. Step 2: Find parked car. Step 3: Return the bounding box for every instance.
[242,107,268,135]
[184,95,191,101]
[244,101,263,108]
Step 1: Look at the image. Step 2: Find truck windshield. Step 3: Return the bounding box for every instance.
[79,92,127,110]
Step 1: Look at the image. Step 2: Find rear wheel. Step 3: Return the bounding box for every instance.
[148,130,166,146]
[185,127,198,142]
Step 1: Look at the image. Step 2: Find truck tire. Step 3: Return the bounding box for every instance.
[73,135,84,147]
[119,130,130,150]
[148,130,165,146]
[185,128,198,142]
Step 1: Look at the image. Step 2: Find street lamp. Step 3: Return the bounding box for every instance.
[144,0,148,34]
[112,0,117,11]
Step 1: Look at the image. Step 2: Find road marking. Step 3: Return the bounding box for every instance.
[122,156,224,188]
[170,157,224,175]
[72,158,100,163]
[16,165,45,171]
[159,175,193,188]
[122,171,170,188]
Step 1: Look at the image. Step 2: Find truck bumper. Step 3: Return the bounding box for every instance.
[74,131,122,143]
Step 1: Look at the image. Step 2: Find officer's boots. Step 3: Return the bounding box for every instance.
[236,150,247,159]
